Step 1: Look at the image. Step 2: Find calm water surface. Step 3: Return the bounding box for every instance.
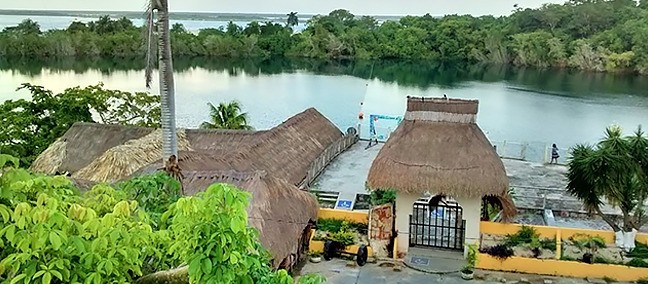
[1,59,647,161]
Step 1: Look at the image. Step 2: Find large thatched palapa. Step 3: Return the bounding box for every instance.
[366,96,508,197]
[180,170,318,268]
[366,96,512,256]
[31,107,343,269]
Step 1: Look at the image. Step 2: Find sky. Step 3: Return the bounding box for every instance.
[2,0,567,16]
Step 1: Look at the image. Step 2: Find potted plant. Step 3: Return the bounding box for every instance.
[461,244,478,280]
[310,252,322,263]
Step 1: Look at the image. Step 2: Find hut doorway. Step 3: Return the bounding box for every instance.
[408,198,465,250]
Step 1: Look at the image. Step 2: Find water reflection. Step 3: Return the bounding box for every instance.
[2,57,647,99]
[0,57,646,158]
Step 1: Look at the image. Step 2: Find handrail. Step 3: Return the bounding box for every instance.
[298,128,359,189]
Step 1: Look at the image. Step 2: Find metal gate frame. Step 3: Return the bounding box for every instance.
[408,201,466,250]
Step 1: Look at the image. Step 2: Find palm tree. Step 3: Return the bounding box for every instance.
[566,125,648,251]
[144,0,177,158]
[200,101,253,130]
[286,12,299,28]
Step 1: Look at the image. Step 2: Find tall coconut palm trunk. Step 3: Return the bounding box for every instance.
[145,0,177,158]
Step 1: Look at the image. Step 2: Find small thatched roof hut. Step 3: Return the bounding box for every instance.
[181,170,318,268]
[366,96,509,198]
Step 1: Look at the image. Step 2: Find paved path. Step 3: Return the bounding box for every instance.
[298,258,625,284]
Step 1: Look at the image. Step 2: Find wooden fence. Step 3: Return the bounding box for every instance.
[299,128,358,188]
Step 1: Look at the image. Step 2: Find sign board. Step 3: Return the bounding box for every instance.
[335,199,353,210]
[368,114,403,142]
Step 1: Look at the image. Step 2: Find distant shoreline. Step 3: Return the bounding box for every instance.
[0,9,403,22]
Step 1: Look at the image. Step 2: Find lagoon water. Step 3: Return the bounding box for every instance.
[1,16,647,161]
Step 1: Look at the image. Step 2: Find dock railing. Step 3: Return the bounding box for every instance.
[299,127,359,188]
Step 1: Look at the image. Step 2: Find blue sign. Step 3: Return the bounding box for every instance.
[336,200,353,210]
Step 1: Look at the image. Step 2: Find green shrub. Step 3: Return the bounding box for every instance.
[627,242,648,258]
[540,238,557,251]
[316,218,367,233]
[328,231,356,246]
[368,189,396,205]
[0,154,325,284]
[626,258,648,268]
[570,234,606,250]
[504,225,539,247]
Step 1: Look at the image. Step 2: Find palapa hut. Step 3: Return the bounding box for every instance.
[366,96,511,256]
[180,170,319,270]
[32,108,345,270]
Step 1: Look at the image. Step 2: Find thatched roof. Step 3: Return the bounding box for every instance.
[31,123,153,175]
[32,108,343,186]
[181,170,318,267]
[31,108,339,266]
[366,96,508,198]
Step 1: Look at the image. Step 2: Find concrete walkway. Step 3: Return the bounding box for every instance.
[403,248,464,273]
[298,258,626,284]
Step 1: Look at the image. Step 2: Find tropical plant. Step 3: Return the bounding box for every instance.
[200,101,253,130]
[0,155,325,283]
[566,125,648,250]
[286,12,299,28]
[0,83,160,166]
[145,0,178,159]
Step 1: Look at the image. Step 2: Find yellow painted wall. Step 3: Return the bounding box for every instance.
[318,208,369,224]
[480,221,648,244]
[477,254,648,282]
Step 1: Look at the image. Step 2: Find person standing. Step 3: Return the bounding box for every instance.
[550,144,560,164]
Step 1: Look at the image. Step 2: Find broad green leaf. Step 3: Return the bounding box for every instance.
[202,258,212,275]
[10,274,27,284]
[32,270,46,279]
[50,270,63,281]
[42,272,52,284]
[49,231,62,250]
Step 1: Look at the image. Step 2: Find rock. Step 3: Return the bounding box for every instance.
[544,280,553,284]
[499,277,507,283]
[346,261,357,267]
[392,265,402,272]
[519,278,530,283]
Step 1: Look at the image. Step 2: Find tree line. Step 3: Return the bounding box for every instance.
[1,0,648,75]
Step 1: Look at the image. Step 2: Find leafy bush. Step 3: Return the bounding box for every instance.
[627,241,648,258]
[504,225,539,247]
[626,258,648,268]
[369,189,396,205]
[0,155,324,283]
[117,172,181,227]
[328,231,356,247]
[316,218,367,234]
[480,244,514,260]
[540,238,557,251]
[570,234,607,250]
[0,162,172,283]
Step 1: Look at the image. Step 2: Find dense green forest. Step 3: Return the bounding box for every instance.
[1,0,648,74]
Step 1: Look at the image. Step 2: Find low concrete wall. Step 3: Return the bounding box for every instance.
[318,208,368,224]
[480,221,648,244]
[477,254,648,282]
